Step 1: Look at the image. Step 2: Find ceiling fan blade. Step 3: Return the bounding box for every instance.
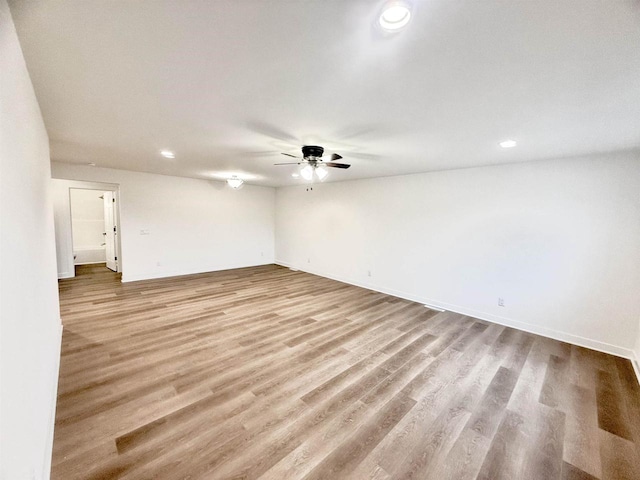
[330,153,343,161]
[324,162,351,169]
[281,153,300,158]
[274,162,302,165]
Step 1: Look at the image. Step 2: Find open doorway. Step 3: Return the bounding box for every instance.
[52,178,122,280]
[69,188,119,272]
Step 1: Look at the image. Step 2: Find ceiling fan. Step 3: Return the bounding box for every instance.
[275,145,351,180]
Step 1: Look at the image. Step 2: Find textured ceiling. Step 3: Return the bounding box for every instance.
[9,0,640,186]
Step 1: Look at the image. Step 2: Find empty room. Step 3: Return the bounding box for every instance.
[2,0,640,479]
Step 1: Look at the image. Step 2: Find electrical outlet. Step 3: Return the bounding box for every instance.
[498,297,505,307]
[307,258,311,263]
[367,270,372,277]
[156,261,162,267]
[261,251,264,257]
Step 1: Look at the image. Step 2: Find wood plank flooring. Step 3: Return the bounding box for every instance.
[53,264,640,479]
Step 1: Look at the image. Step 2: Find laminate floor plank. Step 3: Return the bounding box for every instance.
[52,264,640,479]
[599,429,640,480]
[596,369,633,440]
[563,384,602,478]
[562,461,600,480]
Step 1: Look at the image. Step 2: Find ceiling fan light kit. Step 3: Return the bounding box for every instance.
[315,165,328,180]
[274,145,351,182]
[300,165,314,180]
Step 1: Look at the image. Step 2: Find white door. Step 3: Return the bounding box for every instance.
[103,192,118,272]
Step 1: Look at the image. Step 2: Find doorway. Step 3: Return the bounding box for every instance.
[69,187,120,273]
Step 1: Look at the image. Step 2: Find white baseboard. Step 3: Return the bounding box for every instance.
[121,260,275,283]
[275,260,637,363]
[57,271,74,279]
[42,322,63,480]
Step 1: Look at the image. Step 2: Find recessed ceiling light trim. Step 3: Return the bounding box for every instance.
[379,2,412,32]
[160,150,175,159]
[499,140,517,149]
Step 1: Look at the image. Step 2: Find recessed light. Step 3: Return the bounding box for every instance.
[87,162,96,167]
[379,2,412,31]
[291,173,300,178]
[499,140,517,149]
[160,150,175,159]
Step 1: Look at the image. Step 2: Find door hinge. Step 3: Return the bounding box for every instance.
[113,226,117,232]
[112,198,115,203]
[115,256,118,260]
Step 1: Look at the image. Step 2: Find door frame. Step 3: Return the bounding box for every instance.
[66,184,122,276]
[102,191,118,272]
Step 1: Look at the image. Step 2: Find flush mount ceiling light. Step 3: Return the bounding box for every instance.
[87,162,96,167]
[379,2,412,32]
[291,173,300,178]
[160,150,175,159]
[499,140,517,149]
[227,175,244,189]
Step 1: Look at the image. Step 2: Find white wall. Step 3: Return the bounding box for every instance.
[70,189,106,250]
[0,1,62,478]
[51,163,276,282]
[276,151,640,356]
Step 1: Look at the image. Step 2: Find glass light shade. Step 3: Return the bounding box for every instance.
[315,165,328,180]
[300,165,314,180]
[227,177,244,189]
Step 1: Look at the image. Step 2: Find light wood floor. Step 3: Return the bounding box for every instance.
[53,264,640,479]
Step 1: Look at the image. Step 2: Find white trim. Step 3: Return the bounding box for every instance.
[423,304,445,312]
[631,351,640,387]
[121,261,274,283]
[42,323,63,480]
[276,260,635,360]
[57,271,74,279]
[74,261,107,266]
[64,182,122,279]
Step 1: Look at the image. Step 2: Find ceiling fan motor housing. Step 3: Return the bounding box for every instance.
[302,145,324,160]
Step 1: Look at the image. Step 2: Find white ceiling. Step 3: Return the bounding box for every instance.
[9,0,640,187]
